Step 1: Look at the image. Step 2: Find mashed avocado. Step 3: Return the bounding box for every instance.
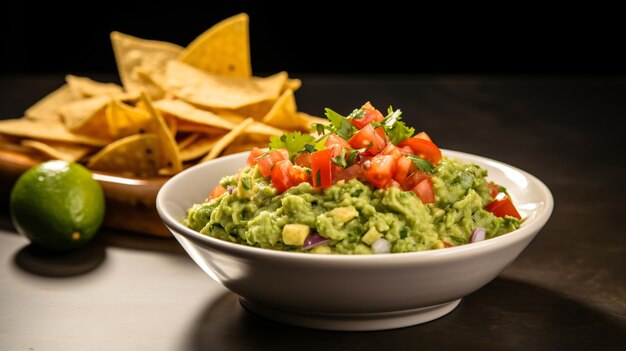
[185,157,521,254]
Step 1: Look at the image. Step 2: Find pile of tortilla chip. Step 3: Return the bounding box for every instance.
[0,13,324,177]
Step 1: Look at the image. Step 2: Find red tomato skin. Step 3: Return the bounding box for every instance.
[411,178,435,204]
[311,149,333,188]
[485,195,521,220]
[271,160,293,193]
[335,164,365,183]
[349,102,385,129]
[414,131,433,142]
[397,137,442,164]
[394,156,416,184]
[247,147,266,166]
[209,184,226,200]
[363,154,397,188]
[400,170,430,191]
[294,151,311,168]
[256,149,289,177]
[381,143,403,161]
[348,124,386,155]
[325,134,351,149]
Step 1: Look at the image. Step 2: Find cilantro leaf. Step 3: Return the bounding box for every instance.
[269,131,316,161]
[407,155,434,173]
[325,108,357,140]
[346,109,365,120]
[347,149,360,166]
[331,148,347,167]
[382,107,415,145]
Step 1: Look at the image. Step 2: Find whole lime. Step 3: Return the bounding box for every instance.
[10,160,105,251]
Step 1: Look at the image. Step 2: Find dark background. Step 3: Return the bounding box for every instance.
[2,2,624,76]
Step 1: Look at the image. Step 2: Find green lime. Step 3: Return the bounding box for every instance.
[10,160,105,251]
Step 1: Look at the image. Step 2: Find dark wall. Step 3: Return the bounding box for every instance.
[2,2,623,75]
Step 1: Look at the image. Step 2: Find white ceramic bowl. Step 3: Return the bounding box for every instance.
[156,149,553,331]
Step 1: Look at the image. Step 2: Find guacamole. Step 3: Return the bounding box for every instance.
[185,102,522,254]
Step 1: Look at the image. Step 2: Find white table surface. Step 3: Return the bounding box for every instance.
[0,230,235,351]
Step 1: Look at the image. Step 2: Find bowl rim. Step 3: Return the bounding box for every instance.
[156,149,553,264]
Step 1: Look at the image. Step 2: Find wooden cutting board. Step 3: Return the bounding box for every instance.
[0,148,171,237]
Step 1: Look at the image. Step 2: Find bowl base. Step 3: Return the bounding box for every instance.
[240,298,461,331]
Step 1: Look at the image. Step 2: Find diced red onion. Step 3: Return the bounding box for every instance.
[303,233,331,250]
[226,185,236,194]
[372,238,390,254]
[470,227,486,243]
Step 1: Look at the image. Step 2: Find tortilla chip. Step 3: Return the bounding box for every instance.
[106,99,151,138]
[217,112,283,136]
[66,75,123,99]
[299,112,328,126]
[25,85,74,121]
[133,67,166,100]
[60,95,111,139]
[177,133,200,150]
[179,135,218,161]
[179,13,251,77]
[153,99,235,130]
[140,92,182,173]
[223,141,261,156]
[174,120,225,135]
[284,78,302,92]
[0,118,108,146]
[21,139,93,162]
[262,89,308,131]
[200,117,254,162]
[87,133,160,177]
[163,60,286,109]
[0,134,34,155]
[110,31,182,96]
[163,113,178,136]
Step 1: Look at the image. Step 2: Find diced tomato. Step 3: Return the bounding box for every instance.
[394,156,416,184]
[256,149,289,177]
[294,151,311,168]
[414,132,433,142]
[398,137,442,165]
[271,160,310,193]
[375,126,386,142]
[349,102,385,129]
[400,146,413,155]
[488,182,500,198]
[411,178,435,204]
[335,164,365,183]
[363,154,396,188]
[381,143,403,161]
[348,124,386,155]
[209,184,226,200]
[247,147,266,166]
[325,134,351,149]
[271,160,293,193]
[291,166,311,185]
[311,149,333,188]
[400,170,430,191]
[485,194,521,219]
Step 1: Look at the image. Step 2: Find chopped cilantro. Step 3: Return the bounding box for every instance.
[407,155,434,173]
[314,170,321,187]
[269,131,316,161]
[381,107,415,145]
[347,149,360,166]
[325,108,357,140]
[241,177,251,190]
[304,144,317,153]
[331,148,347,167]
[346,108,365,120]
